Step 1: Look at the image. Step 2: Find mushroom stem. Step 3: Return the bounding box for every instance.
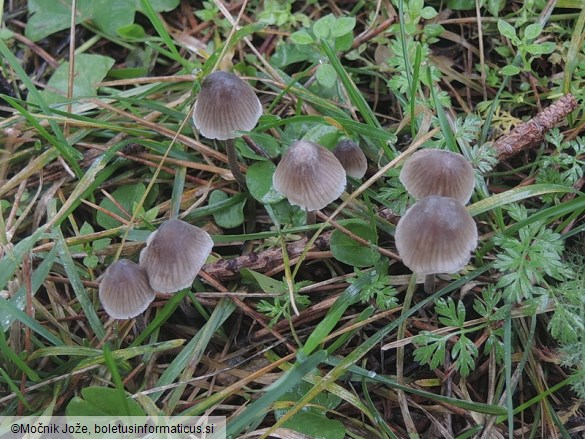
[306,210,316,226]
[225,138,247,189]
[424,274,436,294]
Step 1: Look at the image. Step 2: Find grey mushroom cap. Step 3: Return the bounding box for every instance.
[395,196,478,275]
[333,139,367,179]
[139,219,214,293]
[99,259,156,320]
[273,140,346,211]
[192,71,262,140]
[399,149,475,204]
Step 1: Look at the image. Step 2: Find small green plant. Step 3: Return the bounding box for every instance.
[414,293,505,377]
[350,259,399,311]
[496,20,556,76]
[493,204,573,303]
[70,223,111,269]
[288,13,356,88]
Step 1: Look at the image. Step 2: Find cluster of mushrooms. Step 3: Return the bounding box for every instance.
[395,149,478,291]
[98,70,477,319]
[99,220,213,319]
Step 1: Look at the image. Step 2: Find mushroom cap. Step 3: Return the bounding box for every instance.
[139,219,214,293]
[333,139,367,179]
[192,71,262,140]
[99,259,155,319]
[273,140,346,211]
[399,149,475,204]
[395,196,478,275]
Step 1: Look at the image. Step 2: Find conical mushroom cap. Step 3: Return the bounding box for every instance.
[192,71,262,140]
[139,219,214,293]
[399,149,475,204]
[273,140,346,211]
[395,196,478,275]
[333,139,367,179]
[99,259,155,319]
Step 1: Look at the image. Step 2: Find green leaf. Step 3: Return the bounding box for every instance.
[316,63,337,89]
[420,6,438,19]
[274,381,345,439]
[236,132,282,159]
[497,20,517,41]
[500,65,521,76]
[523,23,543,40]
[446,0,475,9]
[209,190,246,229]
[436,298,466,328]
[330,220,380,267]
[241,268,285,294]
[524,43,556,56]
[413,332,447,369]
[330,17,356,38]
[66,387,145,417]
[266,200,306,227]
[290,30,314,45]
[301,124,340,148]
[117,23,146,39]
[30,54,114,109]
[313,14,335,40]
[25,0,179,41]
[246,161,285,204]
[452,334,478,377]
[96,183,147,230]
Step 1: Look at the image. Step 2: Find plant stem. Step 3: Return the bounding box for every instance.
[225,138,247,189]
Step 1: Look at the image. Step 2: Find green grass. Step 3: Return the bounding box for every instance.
[0,0,584,437]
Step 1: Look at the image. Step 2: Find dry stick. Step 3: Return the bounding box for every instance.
[202,231,333,279]
[493,93,578,160]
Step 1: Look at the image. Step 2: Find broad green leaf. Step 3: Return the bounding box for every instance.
[96,183,147,230]
[497,20,517,41]
[500,65,521,76]
[313,14,335,40]
[330,220,380,267]
[209,190,246,229]
[301,124,340,148]
[246,161,285,204]
[26,0,180,41]
[241,268,285,294]
[66,387,145,417]
[275,381,345,439]
[447,0,475,9]
[316,63,337,89]
[330,17,356,38]
[523,23,543,40]
[290,30,314,45]
[31,54,115,109]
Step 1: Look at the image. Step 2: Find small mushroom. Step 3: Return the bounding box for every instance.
[333,139,368,180]
[399,149,475,204]
[273,140,346,212]
[139,219,214,293]
[395,195,477,276]
[99,259,155,319]
[192,71,262,188]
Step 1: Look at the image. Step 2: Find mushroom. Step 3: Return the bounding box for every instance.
[192,70,263,188]
[395,195,477,291]
[273,140,346,223]
[333,139,367,180]
[399,149,475,204]
[99,259,155,319]
[139,219,214,293]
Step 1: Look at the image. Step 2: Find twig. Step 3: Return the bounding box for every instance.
[493,94,578,160]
